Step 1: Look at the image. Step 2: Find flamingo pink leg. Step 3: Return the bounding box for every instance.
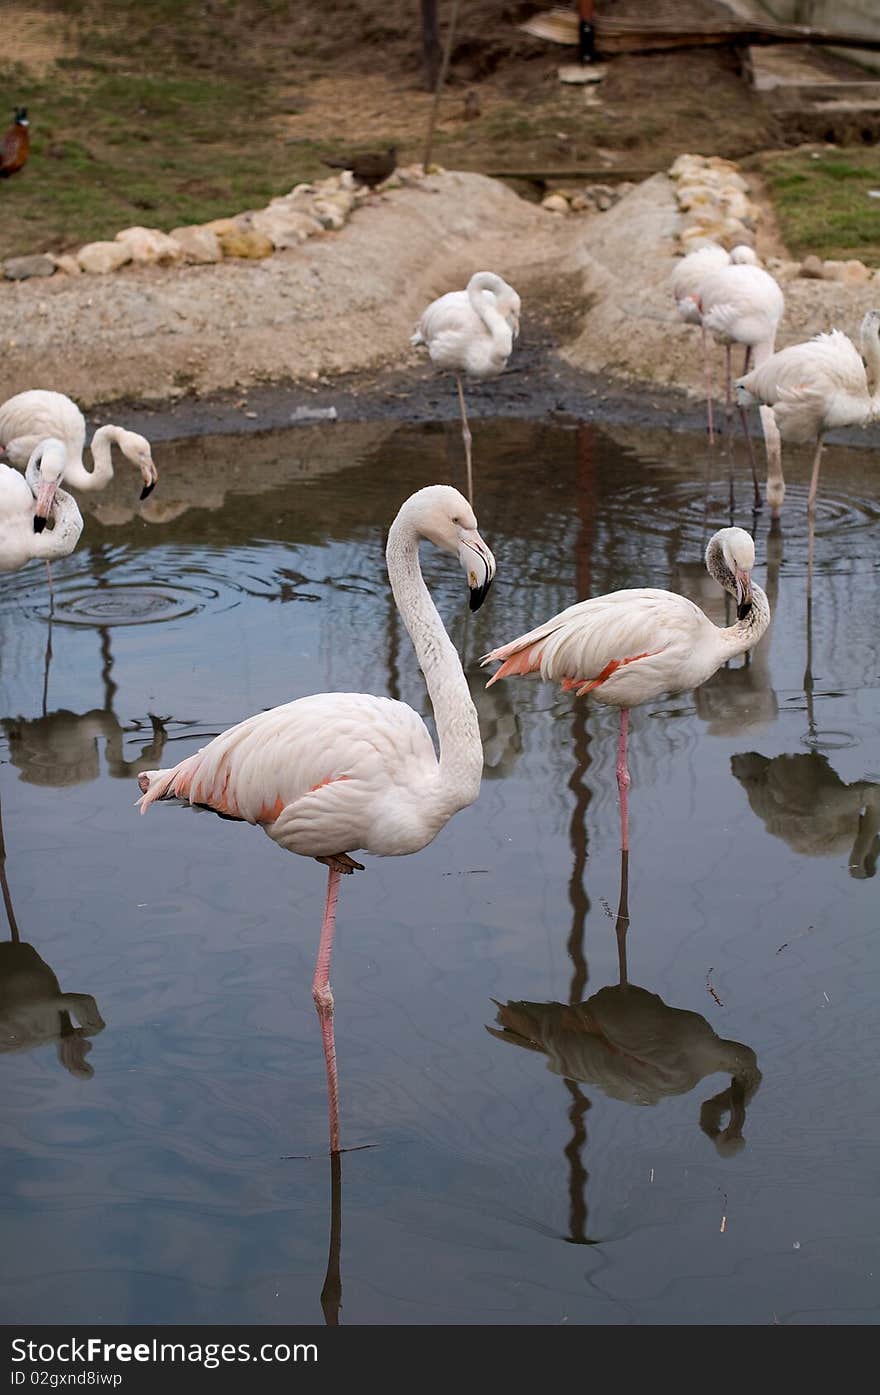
[702,323,715,445]
[616,709,630,853]
[45,560,53,597]
[313,867,342,1154]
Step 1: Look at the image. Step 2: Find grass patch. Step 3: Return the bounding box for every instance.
[760,148,880,266]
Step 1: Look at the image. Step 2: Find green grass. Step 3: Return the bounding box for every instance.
[760,149,880,266]
[0,56,335,260]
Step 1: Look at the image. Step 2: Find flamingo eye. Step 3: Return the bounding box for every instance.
[452,516,460,524]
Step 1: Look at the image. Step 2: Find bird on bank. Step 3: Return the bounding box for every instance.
[322,145,398,190]
[411,271,521,503]
[671,242,757,444]
[736,309,880,520]
[0,439,84,577]
[0,108,29,180]
[687,260,784,509]
[0,390,158,500]
[136,485,496,1155]
[481,527,770,853]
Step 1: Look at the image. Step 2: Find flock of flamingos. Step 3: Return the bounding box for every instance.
[0,249,876,1154]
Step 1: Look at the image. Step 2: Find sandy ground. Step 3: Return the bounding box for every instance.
[1,169,877,417]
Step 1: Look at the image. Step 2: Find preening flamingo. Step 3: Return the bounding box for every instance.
[0,440,84,575]
[411,272,521,502]
[690,261,784,507]
[736,310,880,520]
[671,242,757,444]
[136,485,496,1154]
[0,390,158,499]
[482,527,770,850]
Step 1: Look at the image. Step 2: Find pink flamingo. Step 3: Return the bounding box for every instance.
[136,485,496,1154]
[672,243,757,444]
[481,527,769,851]
[688,260,784,508]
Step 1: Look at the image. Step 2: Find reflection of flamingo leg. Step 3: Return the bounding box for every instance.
[455,373,474,506]
[320,1150,343,1324]
[313,868,342,1154]
[615,848,629,985]
[806,433,823,604]
[0,794,21,944]
[616,710,630,853]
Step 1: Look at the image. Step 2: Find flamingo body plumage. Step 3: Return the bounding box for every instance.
[0,389,158,498]
[0,440,84,573]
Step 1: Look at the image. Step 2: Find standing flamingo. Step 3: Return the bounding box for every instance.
[481,527,769,851]
[0,440,84,576]
[672,242,757,444]
[736,310,880,522]
[411,272,521,503]
[689,261,784,508]
[0,390,158,499]
[136,485,496,1154]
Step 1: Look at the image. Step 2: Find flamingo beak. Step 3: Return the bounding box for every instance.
[459,531,496,612]
[735,567,752,620]
[139,458,158,500]
[33,478,58,533]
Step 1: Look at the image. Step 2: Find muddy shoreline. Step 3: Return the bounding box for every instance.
[96,347,880,453]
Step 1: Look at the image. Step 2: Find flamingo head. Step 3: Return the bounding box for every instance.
[408,484,497,612]
[31,438,66,533]
[117,429,158,498]
[709,526,755,619]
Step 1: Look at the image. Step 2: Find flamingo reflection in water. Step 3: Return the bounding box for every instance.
[0,794,105,1076]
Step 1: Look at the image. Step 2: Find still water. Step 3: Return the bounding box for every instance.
[0,416,878,1325]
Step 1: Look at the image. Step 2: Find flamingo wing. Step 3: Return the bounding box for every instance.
[482,589,701,693]
[138,691,438,857]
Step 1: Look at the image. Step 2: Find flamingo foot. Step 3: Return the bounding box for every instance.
[315,853,365,875]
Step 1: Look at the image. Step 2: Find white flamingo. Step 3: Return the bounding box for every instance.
[0,389,158,499]
[136,485,496,1154]
[481,527,770,851]
[0,439,84,576]
[689,261,784,508]
[672,242,758,444]
[736,310,880,519]
[411,271,521,503]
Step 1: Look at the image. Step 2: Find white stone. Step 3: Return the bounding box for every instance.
[77,241,132,274]
[251,207,323,248]
[542,194,570,214]
[115,226,183,264]
[170,225,223,264]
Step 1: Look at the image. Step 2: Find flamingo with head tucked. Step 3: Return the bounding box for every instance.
[411,271,521,502]
[0,390,158,500]
[482,527,770,851]
[672,242,758,444]
[136,485,496,1154]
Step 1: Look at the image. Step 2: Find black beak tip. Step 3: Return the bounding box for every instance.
[469,576,493,613]
[737,600,753,621]
[140,481,156,500]
[33,515,46,533]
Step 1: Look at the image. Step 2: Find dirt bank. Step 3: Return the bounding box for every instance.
[2,168,878,414]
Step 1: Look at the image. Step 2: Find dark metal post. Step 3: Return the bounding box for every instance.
[578,0,596,63]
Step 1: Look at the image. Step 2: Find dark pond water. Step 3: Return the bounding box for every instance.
[1,415,878,1325]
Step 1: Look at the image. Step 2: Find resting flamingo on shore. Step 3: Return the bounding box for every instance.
[688,261,784,508]
[482,528,769,851]
[736,309,880,520]
[0,390,158,499]
[411,272,521,503]
[0,439,84,578]
[671,242,758,444]
[136,485,496,1155]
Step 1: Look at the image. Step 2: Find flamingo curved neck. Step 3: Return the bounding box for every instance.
[385,514,482,815]
[705,539,772,657]
[860,320,880,401]
[467,274,513,354]
[66,426,120,490]
[31,487,83,561]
